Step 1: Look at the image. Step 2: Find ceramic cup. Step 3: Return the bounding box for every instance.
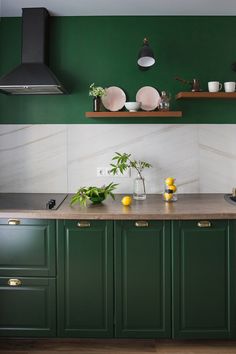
[208,81,222,92]
[224,82,236,92]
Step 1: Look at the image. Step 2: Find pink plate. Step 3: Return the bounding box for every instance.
[102,86,126,112]
[136,86,161,111]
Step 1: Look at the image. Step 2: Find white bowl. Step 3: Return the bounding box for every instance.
[125,102,141,112]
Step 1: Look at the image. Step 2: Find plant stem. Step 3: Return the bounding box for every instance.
[128,157,146,194]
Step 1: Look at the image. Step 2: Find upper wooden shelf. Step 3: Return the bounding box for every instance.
[176,92,236,100]
[86,111,182,118]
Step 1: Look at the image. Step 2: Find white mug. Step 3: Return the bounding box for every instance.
[224,82,236,92]
[208,81,222,92]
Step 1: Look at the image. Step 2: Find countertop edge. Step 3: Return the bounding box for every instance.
[0,193,236,220]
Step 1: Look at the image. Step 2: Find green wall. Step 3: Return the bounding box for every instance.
[0,16,236,124]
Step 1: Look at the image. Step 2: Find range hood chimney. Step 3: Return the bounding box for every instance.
[0,8,66,95]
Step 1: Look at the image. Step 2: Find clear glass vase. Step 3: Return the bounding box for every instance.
[133,177,146,200]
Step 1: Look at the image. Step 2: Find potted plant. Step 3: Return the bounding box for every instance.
[70,182,118,207]
[89,83,106,112]
[109,152,152,200]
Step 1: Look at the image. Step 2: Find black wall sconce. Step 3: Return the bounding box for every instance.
[137,38,155,69]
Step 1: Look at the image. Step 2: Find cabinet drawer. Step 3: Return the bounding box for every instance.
[0,219,56,276]
[0,277,56,337]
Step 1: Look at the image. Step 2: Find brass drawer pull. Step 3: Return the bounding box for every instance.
[8,278,22,287]
[8,219,20,225]
[135,221,149,228]
[197,220,212,228]
[77,221,91,228]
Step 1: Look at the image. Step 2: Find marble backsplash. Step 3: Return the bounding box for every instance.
[0,124,235,194]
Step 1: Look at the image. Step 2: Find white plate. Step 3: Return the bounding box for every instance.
[136,86,161,111]
[102,86,126,111]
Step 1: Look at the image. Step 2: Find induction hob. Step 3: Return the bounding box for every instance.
[0,193,68,210]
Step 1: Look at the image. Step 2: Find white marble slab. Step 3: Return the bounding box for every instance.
[0,125,67,193]
[67,124,199,194]
[199,124,236,193]
[0,124,235,195]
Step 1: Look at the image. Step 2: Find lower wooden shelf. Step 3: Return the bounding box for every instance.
[86,111,182,118]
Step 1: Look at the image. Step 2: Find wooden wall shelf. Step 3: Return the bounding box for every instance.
[86,111,182,118]
[176,92,236,100]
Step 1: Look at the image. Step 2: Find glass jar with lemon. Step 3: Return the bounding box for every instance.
[163,177,177,202]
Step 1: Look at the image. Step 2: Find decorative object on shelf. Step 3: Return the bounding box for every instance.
[101,86,126,111]
[208,81,222,92]
[224,82,236,92]
[109,152,152,200]
[124,102,141,112]
[93,96,102,112]
[163,177,177,202]
[175,77,201,92]
[89,83,106,112]
[70,182,118,206]
[137,38,155,69]
[136,86,161,111]
[159,91,171,111]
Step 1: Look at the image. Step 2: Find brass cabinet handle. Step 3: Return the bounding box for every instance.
[135,221,149,228]
[197,220,212,228]
[8,278,22,287]
[77,221,91,228]
[8,219,20,225]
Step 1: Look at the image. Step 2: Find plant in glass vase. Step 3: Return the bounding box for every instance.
[89,83,106,112]
[109,152,152,200]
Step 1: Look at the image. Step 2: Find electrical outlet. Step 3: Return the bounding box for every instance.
[97,166,131,178]
[96,167,106,177]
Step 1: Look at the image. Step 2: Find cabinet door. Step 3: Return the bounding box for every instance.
[57,220,113,338]
[115,220,171,338]
[172,220,236,339]
[0,219,56,277]
[0,277,56,337]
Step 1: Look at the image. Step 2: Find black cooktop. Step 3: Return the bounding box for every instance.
[0,193,68,210]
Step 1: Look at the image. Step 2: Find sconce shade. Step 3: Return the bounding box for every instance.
[137,38,155,68]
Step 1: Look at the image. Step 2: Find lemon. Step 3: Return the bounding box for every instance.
[168,184,177,192]
[165,177,175,186]
[164,193,173,201]
[121,196,132,206]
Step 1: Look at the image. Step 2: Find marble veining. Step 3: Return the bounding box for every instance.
[0,124,235,194]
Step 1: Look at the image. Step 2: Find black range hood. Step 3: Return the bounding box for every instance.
[0,8,66,95]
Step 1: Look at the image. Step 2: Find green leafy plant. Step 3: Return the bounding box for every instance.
[89,83,106,97]
[70,182,118,207]
[109,152,152,194]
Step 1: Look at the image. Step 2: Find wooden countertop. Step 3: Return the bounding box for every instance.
[0,194,236,220]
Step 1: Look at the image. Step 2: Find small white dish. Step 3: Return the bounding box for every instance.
[125,102,141,112]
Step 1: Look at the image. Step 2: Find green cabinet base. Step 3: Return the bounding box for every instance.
[172,220,236,339]
[115,220,171,338]
[0,277,56,337]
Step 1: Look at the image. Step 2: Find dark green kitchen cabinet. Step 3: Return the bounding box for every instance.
[114,220,171,338]
[0,219,56,277]
[172,220,236,339]
[57,220,113,337]
[0,219,56,337]
[0,277,56,337]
